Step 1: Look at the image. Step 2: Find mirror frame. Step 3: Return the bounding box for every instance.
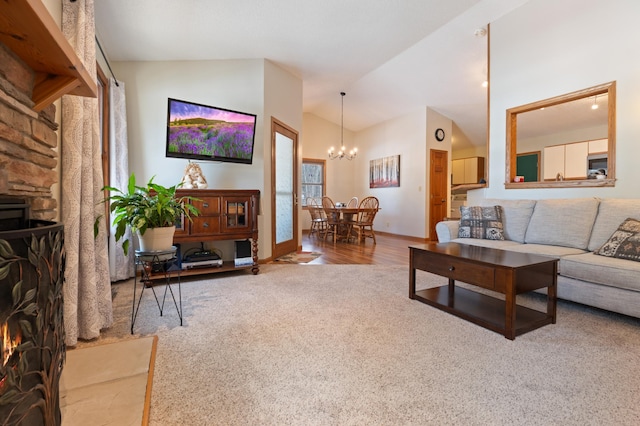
[505,81,616,189]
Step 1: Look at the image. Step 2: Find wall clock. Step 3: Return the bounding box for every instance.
[435,128,445,142]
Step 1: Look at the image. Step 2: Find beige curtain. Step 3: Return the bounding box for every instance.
[61,0,113,346]
[108,78,134,281]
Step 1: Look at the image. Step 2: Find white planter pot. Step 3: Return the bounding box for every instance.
[137,226,176,253]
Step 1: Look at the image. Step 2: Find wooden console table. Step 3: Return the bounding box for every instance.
[409,242,557,340]
[170,189,260,278]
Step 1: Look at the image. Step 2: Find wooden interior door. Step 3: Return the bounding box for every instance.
[271,118,298,259]
[429,149,448,241]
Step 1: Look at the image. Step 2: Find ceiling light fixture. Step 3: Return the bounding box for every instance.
[474,28,487,37]
[328,92,357,160]
[591,95,599,110]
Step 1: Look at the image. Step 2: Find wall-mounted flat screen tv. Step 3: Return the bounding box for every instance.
[166,98,257,164]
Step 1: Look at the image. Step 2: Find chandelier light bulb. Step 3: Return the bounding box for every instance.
[328,92,358,160]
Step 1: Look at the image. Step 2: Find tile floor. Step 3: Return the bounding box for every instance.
[59,336,155,425]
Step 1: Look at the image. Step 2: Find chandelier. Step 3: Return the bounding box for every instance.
[328,92,357,160]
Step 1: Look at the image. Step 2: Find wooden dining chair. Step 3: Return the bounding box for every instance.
[321,196,341,243]
[341,197,359,241]
[351,196,379,244]
[308,198,327,238]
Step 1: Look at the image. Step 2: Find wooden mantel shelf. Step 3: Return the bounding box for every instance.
[0,0,97,111]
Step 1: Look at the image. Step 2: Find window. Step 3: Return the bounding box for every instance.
[301,158,325,207]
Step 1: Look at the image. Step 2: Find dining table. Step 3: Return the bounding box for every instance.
[325,205,380,242]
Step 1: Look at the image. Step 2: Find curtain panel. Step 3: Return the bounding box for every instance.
[108,78,134,280]
[61,0,113,345]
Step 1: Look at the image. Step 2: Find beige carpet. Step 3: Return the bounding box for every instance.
[98,264,640,425]
[60,336,157,425]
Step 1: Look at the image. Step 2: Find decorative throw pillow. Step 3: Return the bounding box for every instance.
[458,205,505,240]
[595,218,640,262]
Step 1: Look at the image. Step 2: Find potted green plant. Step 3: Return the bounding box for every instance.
[96,173,199,255]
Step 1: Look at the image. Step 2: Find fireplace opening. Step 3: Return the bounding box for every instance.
[0,198,65,426]
[1,322,22,367]
[0,322,22,395]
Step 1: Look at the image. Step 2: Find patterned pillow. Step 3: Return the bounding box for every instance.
[458,206,505,240]
[595,218,640,262]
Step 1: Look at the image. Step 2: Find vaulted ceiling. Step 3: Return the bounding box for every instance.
[95,0,530,150]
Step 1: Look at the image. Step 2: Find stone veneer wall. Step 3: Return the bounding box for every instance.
[0,41,59,220]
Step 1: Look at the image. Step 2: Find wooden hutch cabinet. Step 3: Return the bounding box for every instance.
[175,189,260,276]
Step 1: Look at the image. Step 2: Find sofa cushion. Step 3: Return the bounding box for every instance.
[560,252,640,292]
[504,243,587,258]
[588,199,640,251]
[458,206,504,240]
[595,218,640,262]
[477,199,536,243]
[502,244,587,274]
[450,238,521,250]
[524,198,599,249]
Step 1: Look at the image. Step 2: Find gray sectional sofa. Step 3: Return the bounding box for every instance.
[435,198,640,319]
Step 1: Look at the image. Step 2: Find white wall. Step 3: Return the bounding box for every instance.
[477,0,640,202]
[353,109,428,238]
[112,58,301,259]
[452,145,486,160]
[112,59,265,187]
[264,60,303,247]
[302,107,453,240]
[300,113,356,230]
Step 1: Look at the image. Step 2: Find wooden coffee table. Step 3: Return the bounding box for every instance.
[409,242,558,340]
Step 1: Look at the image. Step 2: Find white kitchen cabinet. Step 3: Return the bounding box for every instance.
[451,157,485,185]
[451,159,466,185]
[589,138,608,153]
[564,141,589,179]
[543,145,565,180]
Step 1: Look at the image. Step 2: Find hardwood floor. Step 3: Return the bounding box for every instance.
[299,231,426,266]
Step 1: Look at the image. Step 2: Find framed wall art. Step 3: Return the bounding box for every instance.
[369,155,400,188]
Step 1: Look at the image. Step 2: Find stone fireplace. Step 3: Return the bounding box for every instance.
[0,23,65,426]
[0,0,97,421]
[0,41,59,221]
[0,3,98,422]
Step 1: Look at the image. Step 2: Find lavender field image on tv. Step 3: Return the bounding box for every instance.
[167,99,255,161]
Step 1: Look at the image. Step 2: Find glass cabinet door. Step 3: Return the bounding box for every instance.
[222,197,250,232]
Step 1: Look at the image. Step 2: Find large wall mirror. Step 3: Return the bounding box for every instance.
[505,81,616,188]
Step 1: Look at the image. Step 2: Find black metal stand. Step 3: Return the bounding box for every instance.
[131,247,182,334]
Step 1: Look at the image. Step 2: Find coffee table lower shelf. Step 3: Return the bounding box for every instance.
[413,285,553,338]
